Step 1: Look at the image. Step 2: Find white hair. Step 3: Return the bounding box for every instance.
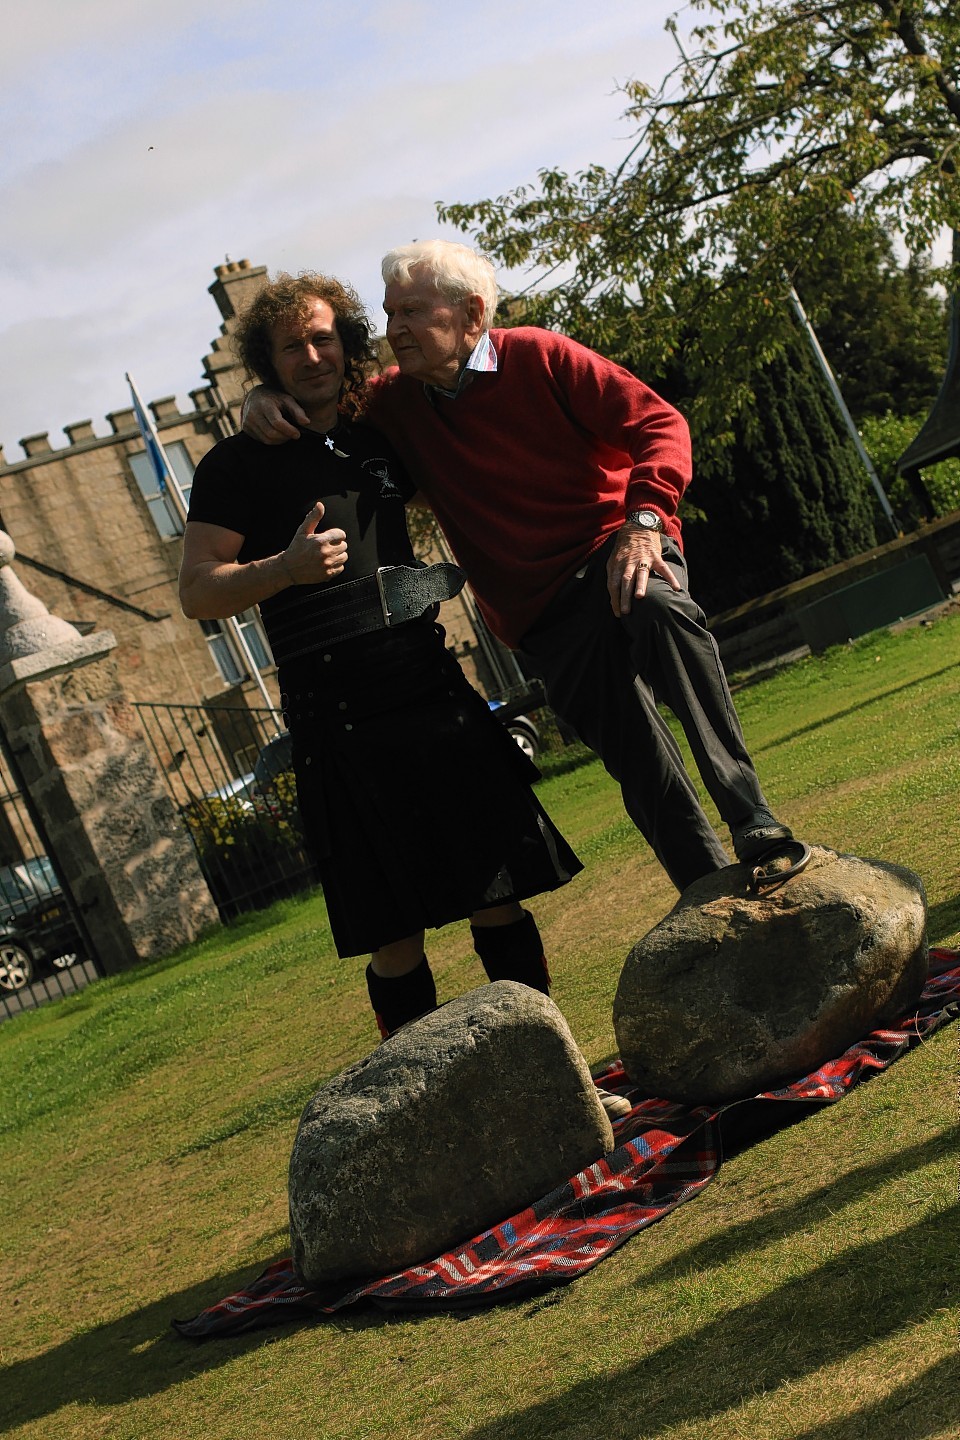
[381,240,499,330]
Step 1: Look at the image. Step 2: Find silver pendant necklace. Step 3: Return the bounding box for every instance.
[323,426,349,458]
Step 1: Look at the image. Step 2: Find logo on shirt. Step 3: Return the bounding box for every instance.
[362,456,403,499]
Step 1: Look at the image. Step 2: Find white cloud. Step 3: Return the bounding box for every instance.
[0,1,678,451]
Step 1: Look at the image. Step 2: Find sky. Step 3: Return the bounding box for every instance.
[0,0,685,456]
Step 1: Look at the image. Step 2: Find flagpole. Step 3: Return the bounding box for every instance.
[126,373,282,726]
[785,290,900,539]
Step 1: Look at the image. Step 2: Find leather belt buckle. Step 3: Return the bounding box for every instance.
[269,562,468,665]
[375,567,394,627]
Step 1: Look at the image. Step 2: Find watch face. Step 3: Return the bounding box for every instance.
[629,509,661,529]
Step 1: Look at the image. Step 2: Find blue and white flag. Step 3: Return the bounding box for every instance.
[126,372,188,522]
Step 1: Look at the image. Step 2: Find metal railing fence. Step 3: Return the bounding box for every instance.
[0,734,100,1022]
[133,701,318,921]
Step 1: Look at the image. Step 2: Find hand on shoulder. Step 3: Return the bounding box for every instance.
[241,386,310,444]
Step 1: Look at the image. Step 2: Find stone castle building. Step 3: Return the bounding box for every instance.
[0,260,516,796]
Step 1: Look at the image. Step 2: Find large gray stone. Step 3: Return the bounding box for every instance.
[613,846,927,1106]
[289,981,614,1286]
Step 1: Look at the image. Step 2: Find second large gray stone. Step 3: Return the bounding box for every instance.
[289,981,614,1286]
[613,847,927,1106]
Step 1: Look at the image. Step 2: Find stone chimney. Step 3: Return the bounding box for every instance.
[208,257,269,323]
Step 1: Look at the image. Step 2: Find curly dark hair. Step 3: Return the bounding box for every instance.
[234,272,377,420]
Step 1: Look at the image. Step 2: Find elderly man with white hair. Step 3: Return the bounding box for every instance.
[243,239,805,894]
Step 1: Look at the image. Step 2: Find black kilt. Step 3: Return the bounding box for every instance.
[280,618,582,957]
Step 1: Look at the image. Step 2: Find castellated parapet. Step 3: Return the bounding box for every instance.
[2,390,220,473]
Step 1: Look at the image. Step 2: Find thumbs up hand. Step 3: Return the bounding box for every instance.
[282,501,348,584]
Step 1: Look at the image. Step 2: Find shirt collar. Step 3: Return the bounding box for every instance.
[426,332,498,401]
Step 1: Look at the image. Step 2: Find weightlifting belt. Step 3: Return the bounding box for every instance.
[268,562,467,664]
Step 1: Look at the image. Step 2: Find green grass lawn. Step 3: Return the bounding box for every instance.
[2,615,959,1439]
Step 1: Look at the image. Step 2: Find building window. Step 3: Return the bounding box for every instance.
[129,440,195,537]
[200,611,273,684]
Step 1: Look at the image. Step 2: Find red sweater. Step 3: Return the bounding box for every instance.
[367,326,691,647]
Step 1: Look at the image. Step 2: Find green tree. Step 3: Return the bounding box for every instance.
[441,0,959,459]
[859,410,960,519]
[792,213,948,421]
[662,322,881,614]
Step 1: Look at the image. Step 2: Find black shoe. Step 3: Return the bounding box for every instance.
[731,807,795,863]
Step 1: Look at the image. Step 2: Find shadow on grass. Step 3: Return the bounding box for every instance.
[750,662,960,756]
[535,743,596,782]
[783,1354,960,1440]
[926,895,960,947]
[7,1113,954,1431]
[2,1251,386,1430]
[462,1207,955,1439]
[638,1127,957,1288]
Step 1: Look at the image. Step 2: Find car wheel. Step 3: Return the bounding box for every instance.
[508,723,540,762]
[0,942,34,992]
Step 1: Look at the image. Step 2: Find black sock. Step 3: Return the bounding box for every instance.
[365,955,438,1038]
[471,910,551,994]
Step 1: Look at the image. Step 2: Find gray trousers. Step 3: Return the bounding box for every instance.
[517,535,771,892]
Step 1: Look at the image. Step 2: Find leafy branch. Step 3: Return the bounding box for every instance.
[438,0,958,451]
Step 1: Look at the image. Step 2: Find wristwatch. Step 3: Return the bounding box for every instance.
[624,509,663,532]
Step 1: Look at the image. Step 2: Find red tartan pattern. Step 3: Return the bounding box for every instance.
[174,949,960,1339]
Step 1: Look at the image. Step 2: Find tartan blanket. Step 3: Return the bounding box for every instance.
[174,948,960,1340]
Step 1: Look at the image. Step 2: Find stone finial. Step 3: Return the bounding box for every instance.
[0,531,83,664]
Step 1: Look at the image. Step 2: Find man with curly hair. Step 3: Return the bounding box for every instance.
[178,272,635,1115]
[231,273,375,425]
[241,242,805,897]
